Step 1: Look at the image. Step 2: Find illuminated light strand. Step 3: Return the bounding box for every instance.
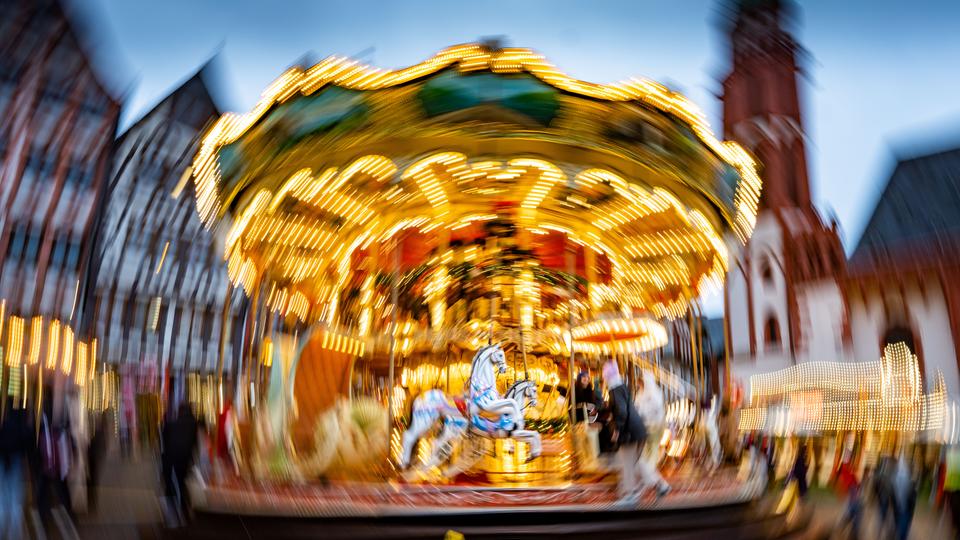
[218,151,730,324]
[46,320,61,370]
[75,342,88,387]
[61,326,74,375]
[741,343,948,435]
[404,153,457,215]
[28,316,42,365]
[517,158,565,212]
[571,316,667,342]
[269,168,314,212]
[191,44,760,243]
[5,316,24,368]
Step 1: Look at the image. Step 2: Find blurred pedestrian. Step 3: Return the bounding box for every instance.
[0,397,32,538]
[86,409,111,512]
[36,391,77,526]
[212,397,237,479]
[789,443,809,500]
[161,401,199,526]
[634,371,665,449]
[872,456,894,534]
[892,454,916,540]
[835,452,862,539]
[944,445,960,537]
[603,359,669,502]
[573,369,599,424]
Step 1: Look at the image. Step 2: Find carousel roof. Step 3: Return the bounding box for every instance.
[191,44,761,324]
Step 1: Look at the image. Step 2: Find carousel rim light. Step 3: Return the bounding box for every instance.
[191,43,761,242]
[222,151,732,324]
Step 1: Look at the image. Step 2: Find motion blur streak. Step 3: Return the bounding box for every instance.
[0,1,959,539]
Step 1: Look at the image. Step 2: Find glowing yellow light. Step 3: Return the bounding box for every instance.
[192,43,760,245]
[28,316,42,365]
[46,320,61,370]
[171,166,193,199]
[5,316,24,368]
[262,338,274,367]
[75,342,88,387]
[61,326,74,375]
[154,242,170,274]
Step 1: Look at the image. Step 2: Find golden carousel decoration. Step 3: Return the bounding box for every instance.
[190,42,760,506]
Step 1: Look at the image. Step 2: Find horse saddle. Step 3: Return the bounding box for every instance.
[453,397,470,417]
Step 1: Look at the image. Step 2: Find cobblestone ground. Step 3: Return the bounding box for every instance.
[74,449,165,540]
[799,488,955,540]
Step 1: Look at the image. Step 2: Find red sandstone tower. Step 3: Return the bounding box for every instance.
[721,0,847,361]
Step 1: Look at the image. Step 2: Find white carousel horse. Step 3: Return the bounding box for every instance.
[399,344,541,470]
[698,394,722,468]
[400,378,540,472]
[467,344,525,430]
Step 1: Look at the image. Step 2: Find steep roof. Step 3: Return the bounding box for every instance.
[850,145,960,270]
[119,60,222,140]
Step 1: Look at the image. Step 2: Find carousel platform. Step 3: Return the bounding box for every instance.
[191,466,764,518]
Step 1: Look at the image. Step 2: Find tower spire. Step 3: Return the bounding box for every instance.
[722,0,811,211]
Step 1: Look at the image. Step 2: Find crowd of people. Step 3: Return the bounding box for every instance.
[0,384,218,537]
[571,359,673,502]
[0,389,104,538]
[743,431,960,539]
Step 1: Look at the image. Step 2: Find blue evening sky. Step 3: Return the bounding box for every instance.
[79,0,960,315]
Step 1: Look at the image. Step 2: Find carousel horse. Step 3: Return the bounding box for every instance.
[400,378,540,471]
[399,344,541,470]
[698,394,722,468]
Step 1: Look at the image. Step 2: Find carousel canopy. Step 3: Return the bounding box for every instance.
[192,44,760,329]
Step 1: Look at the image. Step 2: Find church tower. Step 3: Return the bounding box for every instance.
[722,0,849,383]
[722,0,810,211]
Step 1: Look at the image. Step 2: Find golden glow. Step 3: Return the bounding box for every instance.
[171,166,193,199]
[47,320,61,370]
[192,43,760,241]
[154,242,170,274]
[75,341,88,387]
[28,316,42,365]
[571,316,668,355]
[218,151,729,324]
[740,342,948,435]
[262,338,274,367]
[5,316,24,368]
[61,326,74,375]
[148,297,162,331]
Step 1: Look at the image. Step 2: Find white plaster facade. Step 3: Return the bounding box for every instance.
[728,215,960,401]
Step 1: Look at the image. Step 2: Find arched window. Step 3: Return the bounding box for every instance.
[764,316,781,348]
[760,255,774,284]
[883,326,915,352]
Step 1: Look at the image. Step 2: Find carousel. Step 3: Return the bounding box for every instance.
[189,43,762,516]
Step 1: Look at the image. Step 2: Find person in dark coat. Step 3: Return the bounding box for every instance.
[86,409,111,511]
[36,391,77,525]
[603,360,669,500]
[0,397,32,538]
[161,402,199,525]
[573,369,599,424]
[789,443,809,499]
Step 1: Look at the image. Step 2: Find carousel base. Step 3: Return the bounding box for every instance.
[190,468,764,519]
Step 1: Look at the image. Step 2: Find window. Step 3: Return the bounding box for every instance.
[7,225,26,260]
[764,316,781,348]
[66,163,93,187]
[23,230,40,264]
[51,237,66,267]
[25,148,52,179]
[65,241,80,271]
[760,256,774,284]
